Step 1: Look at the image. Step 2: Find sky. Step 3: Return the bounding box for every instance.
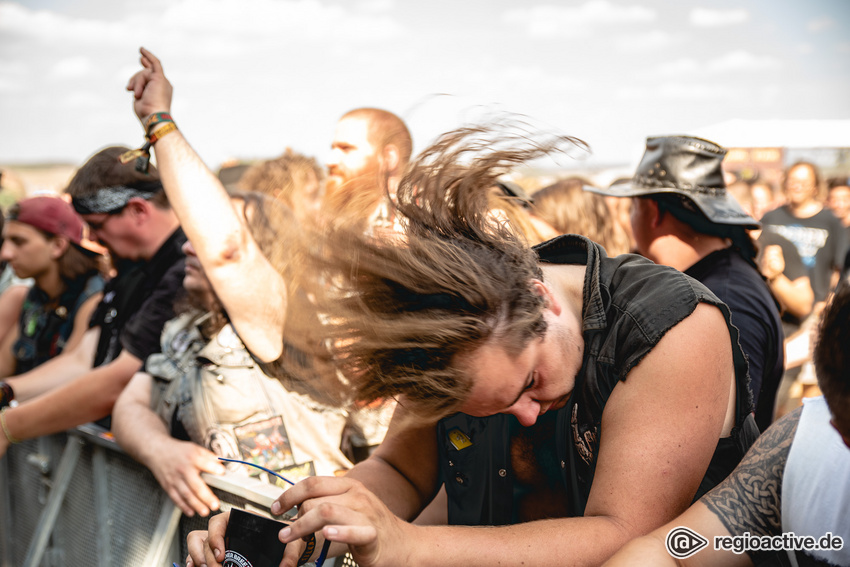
[1,0,849,173]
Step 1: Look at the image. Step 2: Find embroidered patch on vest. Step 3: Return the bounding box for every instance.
[447,428,473,450]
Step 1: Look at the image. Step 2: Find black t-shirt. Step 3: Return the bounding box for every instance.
[89,228,187,366]
[757,230,809,334]
[761,206,850,302]
[845,246,850,278]
[757,230,807,282]
[685,247,784,432]
[843,225,850,278]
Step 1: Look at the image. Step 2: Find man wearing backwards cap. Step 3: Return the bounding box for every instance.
[0,148,185,458]
[589,136,784,431]
[0,196,104,376]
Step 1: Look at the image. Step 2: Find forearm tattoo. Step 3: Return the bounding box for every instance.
[702,407,802,538]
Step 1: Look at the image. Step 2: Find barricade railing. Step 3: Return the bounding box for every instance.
[0,424,307,567]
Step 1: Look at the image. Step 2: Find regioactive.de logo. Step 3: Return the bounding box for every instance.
[666,526,709,559]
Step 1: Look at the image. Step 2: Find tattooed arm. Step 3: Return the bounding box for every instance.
[603,407,802,567]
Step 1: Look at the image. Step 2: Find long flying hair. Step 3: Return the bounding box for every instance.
[287,121,587,419]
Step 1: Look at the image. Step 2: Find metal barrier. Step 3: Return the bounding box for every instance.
[0,424,300,567]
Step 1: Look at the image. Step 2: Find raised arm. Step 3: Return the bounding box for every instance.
[125,47,286,363]
[112,371,226,517]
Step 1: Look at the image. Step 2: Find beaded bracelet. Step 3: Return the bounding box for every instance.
[0,407,21,444]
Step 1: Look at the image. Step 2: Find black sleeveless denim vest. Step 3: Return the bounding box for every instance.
[437,235,759,525]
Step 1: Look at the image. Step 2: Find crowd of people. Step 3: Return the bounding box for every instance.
[0,47,848,567]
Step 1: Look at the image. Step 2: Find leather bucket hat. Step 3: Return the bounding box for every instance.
[588,135,759,229]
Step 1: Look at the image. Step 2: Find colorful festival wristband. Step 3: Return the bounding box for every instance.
[147,122,178,145]
[144,112,174,134]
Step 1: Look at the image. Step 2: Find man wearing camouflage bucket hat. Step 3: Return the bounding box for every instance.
[589,135,783,431]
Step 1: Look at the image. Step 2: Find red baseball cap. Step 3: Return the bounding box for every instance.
[7,196,102,255]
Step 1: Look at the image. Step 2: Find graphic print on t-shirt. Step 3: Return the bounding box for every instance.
[766,224,829,268]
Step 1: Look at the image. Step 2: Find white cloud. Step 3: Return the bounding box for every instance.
[807,17,835,32]
[50,56,96,79]
[616,85,649,100]
[797,42,815,54]
[0,2,134,44]
[656,83,733,100]
[707,50,781,72]
[689,8,749,27]
[0,77,24,93]
[0,58,27,75]
[614,30,674,53]
[357,0,394,13]
[115,64,143,84]
[63,91,105,108]
[656,57,699,76]
[158,0,403,42]
[0,0,404,52]
[616,82,733,101]
[758,84,782,106]
[654,51,780,77]
[496,66,589,92]
[0,55,30,93]
[2,0,847,170]
[503,0,656,38]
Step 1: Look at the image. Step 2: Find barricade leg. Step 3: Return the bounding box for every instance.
[0,455,11,567]
[93,445,113,566]
[142,501,182,566]
[23,436,83,567]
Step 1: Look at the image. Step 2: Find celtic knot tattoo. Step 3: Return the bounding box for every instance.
[702,407,802,538]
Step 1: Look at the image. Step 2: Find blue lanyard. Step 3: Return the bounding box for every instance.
[217,457,331,567]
